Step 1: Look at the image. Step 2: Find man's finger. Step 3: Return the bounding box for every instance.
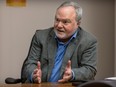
[37,61,41,69]
[38,77,41,83]
[66,60,71,69]
[33,68,39,74]
[58,79,65,83]
[58,77,69,83]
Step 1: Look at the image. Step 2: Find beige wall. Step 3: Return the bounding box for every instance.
[0,0,115,83]
[114,0,116,76]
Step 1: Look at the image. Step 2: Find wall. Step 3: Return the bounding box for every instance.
[114,0,116,76]
[0,0,114,83]
[80,0,115,80]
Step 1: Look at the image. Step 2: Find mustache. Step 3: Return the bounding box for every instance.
[54,28,65,32]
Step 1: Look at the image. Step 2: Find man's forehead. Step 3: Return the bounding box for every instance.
[57,6,75,12]
[56,6,76,17]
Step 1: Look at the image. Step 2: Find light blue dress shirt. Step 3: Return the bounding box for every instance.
[49,31,77,82]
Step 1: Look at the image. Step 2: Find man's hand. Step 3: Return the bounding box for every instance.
[33,61,42,83]
[58,60,72,83]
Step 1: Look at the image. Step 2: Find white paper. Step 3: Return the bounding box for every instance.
[105,77,116,80]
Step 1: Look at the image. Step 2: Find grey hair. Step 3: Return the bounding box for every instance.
[57,1,82,22]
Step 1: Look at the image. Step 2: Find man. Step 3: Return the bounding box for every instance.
[21,1,97,83]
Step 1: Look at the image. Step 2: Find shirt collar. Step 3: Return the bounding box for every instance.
[55,29,78,45]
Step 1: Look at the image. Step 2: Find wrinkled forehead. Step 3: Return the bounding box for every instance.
[55,6,76,18]
[57,6,76,13]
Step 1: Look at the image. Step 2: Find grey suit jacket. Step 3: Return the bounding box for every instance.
[21,27,97,83]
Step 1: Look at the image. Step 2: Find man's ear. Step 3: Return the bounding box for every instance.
[77,20,81,25]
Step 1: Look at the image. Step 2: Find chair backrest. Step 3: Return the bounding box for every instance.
[78,80,116,87]
[5,57,28,84]
[5,77,21,84]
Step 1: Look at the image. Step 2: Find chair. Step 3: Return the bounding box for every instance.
[5,58,27,84]
[78,80,116,87]
[5,77,22,84]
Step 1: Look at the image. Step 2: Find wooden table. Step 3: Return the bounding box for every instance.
[0,82,75,87]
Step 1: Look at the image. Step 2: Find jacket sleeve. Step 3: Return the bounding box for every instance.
[21,31,41,83]
[72,38,97,81]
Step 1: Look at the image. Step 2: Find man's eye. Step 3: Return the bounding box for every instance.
[63,20,71,24]
[55,18,59,22]
[62,21,68,24]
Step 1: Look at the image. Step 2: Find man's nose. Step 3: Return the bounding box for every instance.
[57,22,63,27]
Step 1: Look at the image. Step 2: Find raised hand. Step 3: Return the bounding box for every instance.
[33,61,42,83]
[58,60,72,83]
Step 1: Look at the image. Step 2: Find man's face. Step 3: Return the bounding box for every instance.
[54,6,79,42]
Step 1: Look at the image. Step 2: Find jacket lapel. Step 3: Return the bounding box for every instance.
[59,39,78,78]
[60,29,81,78]
[47,30,57,80]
